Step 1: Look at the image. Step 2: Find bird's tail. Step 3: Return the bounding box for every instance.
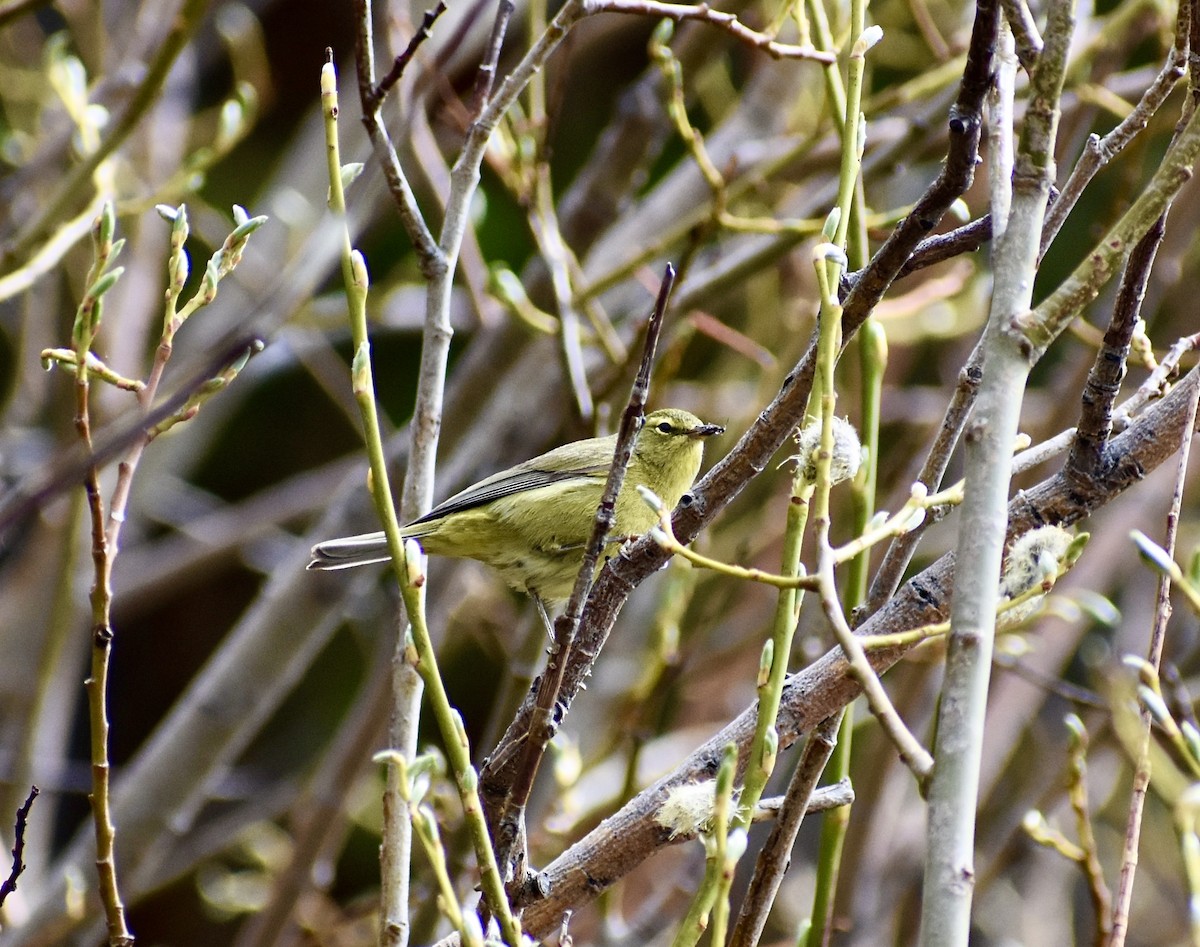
[307,531,391,571]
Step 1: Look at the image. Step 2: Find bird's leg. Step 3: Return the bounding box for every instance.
[532,593,555,640]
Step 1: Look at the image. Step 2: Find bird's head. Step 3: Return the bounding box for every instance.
[636,408,725,470]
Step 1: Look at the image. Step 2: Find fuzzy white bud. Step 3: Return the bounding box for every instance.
[998,525,1075,627]
[655,780,748,842]
[1001,525,1074,599]
[656,782,720,839]
[790,416,863,485]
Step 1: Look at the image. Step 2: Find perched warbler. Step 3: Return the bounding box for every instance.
[308,408,724,604]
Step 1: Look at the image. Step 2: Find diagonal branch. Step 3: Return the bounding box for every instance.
[511,365,1200,941]
[488,266,675,900]
[581,0,835,62]
[0,786,39,908]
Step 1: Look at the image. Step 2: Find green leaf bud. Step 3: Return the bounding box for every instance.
[340,162,365,192]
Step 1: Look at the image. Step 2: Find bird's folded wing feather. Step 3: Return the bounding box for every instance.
[410,463,611,525]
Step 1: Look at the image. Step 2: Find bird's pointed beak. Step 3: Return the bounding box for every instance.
[688,423,725,438]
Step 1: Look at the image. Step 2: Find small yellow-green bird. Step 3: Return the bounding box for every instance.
[308,408,723,604]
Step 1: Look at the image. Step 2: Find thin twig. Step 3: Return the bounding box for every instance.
[371,1,447,108]
[1064,717,1113,947]
[999,0,1043,72]
[352,0,441,272]
[494,265,675,901]
[730,714,842,947]
[907,0,951,61]
[469,0,516,119]
[582,0,835,62]
[649,516,818,589]
[1111,332,1200,426]
[1067,214,1165,475]
[529,163,595,423]
[66,204,264,947]
[0,786,38,908]
[1107,369,1200,947]
[1039,39,1188,259]
[752,782,855,819]
[818,546,933,779]
[73,240,135,947]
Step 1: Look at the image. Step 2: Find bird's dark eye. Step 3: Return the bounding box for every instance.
[657,421,674,434]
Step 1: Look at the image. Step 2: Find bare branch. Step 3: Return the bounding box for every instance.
[582,0,836,63]
[488,265,675,898]
[469,0,516,118]
[512,368,1200,939]
[730,715,842,947]
[371,1,447,108]
[0,786,38,908]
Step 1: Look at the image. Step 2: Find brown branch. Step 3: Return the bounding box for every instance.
[511,367,1200,941]
[351,0,441,274]
[73,293,133,947]
[1067,214,1165,476]
[898,215,993,279]
[730,714,842,947]
[0,786,38,908]
[488,265,675,898]
[840,216,994,294]
[469,0,516,119]
[370,1,447,109]
[581,0,836,63]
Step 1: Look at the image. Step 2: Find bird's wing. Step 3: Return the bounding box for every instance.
[410,462,610,525]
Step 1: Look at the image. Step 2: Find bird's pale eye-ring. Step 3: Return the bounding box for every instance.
[656,421,674,434]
